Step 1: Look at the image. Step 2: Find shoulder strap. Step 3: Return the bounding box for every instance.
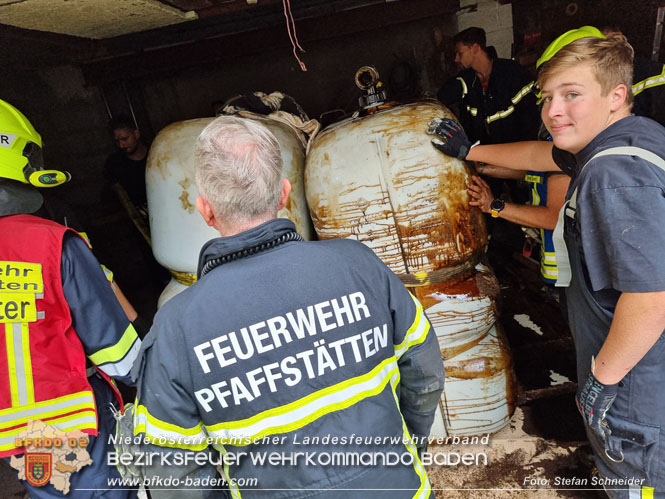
[568,146,665,213]
[554,146,665,287]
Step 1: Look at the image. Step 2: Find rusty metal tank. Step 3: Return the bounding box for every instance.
[147,114,315,306]
[305,100,487,278]
[430,323,516,437]
[305,74,514,436]
[413,263,499,358]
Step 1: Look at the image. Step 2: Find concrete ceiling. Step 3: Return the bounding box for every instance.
[0,0,200,39]
[0,0,453,72]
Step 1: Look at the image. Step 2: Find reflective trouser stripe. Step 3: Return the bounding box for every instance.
[466,106,478,116]
[389,376,431,499]
[541,249,558,280]
[541,265,558,281]
[207,357,399,443]
[628,485,655,499]
[5,323,34,407]
[530,182,541,206]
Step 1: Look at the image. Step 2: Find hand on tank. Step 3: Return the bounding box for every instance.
[427,118,472,159]
[467,175,493,213]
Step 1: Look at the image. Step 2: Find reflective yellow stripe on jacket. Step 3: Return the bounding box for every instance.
[395,293,430,358]
[136,296,431,498]
[486,82,534,124]
[206,357,399,443]
[5,323,34,407]
[633,65,665,96]
[134,405,208,451]
[88,324,140,377]
[389,376,432,499]
[0,391,97,453]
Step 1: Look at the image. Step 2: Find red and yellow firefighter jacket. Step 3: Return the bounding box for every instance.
[0,214,139,457]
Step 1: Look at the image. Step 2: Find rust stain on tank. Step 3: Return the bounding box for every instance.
[178,177,192,190]
[445,356,506,379]
[179,190,194,213]
[147,151,172,180]
[440,334,485,360]
[495,324,517,416]
[307,100,487,274]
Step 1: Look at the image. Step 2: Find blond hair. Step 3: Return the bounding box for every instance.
[538,36,634,106]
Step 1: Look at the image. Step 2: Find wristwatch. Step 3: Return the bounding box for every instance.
[490,198,505,218]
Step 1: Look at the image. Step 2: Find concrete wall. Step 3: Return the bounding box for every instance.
[457,0,515,58]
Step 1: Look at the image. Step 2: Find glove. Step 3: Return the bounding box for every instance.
[576,370,618,434]
[427,118,472,159]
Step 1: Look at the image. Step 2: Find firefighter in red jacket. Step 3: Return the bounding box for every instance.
[0,98,140,498]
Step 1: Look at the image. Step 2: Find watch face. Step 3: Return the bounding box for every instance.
[490,199,505,211]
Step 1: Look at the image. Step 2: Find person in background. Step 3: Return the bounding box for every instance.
[437,26,539,147]
[104,115,148,217]
[103,114,169,297]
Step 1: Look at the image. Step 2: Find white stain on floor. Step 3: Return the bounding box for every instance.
[513,314,543,336]
[549,370,571,386]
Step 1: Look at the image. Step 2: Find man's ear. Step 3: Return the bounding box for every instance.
[277,178,292,211]
[609,83,628,112]
[196,196,216,227]
[133,129,141,141]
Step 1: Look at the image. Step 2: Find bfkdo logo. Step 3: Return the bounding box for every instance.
[25,452,52,487]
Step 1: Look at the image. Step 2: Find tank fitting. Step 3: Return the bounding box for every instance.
[355,66,387,109]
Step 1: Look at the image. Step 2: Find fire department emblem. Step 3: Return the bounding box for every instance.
[25,452,52,486]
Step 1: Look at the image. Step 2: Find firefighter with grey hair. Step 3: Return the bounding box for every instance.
[132,115,444,498]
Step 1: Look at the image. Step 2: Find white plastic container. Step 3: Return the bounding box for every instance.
[146,114,315,306]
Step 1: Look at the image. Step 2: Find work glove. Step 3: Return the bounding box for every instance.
[427,118,472,159]
[576,370,618,434]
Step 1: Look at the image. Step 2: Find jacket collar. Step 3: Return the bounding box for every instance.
[197,218,297,277]
[0,180,43,217]
[574,115,636,168]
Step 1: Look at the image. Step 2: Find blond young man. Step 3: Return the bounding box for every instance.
[432,35,665,498]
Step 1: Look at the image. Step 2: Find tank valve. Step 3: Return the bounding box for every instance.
[355,66,387,109]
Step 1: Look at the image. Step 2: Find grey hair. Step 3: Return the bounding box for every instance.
[195,116,283,227]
